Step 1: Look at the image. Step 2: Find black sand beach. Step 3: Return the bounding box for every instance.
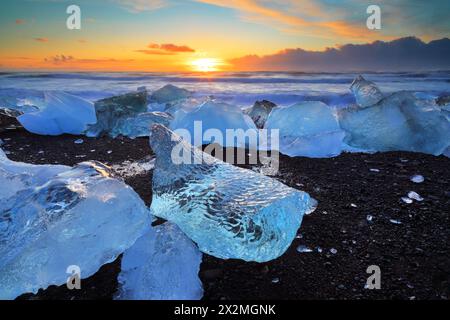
[1,130,448,300]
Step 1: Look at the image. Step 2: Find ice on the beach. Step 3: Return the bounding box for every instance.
[115,223,203,300]
[18,92,96,136]
[86,90,148,137]
[111,156,155,178]
[111,111,173,138]
[149,124,315,262]
[408,191,424,201]
[169,101,257,148]
[150,84,191,104]
[296,245,313,253]
[410,175,424,183]
[350,75,383,108]
[264,101,344,158]
[0,152,150,299]
[339,91,450,155]
[245,100,277,129]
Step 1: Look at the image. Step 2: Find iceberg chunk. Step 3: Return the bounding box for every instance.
[0,154,150,299]
[339,91,450,155]
[110,111,173,138]
[18,92,96,136]
[245,100,276,129]
[86,90,148,137]
[149,124,314,262]
[350,75,383,108]
[150,84,191,104]
[264,101,344,158]
[169,101,257,148]
[115,223,203,300]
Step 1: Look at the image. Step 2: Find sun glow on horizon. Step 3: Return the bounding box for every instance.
[188,58,224,72]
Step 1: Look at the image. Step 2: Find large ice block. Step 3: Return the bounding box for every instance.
[169,101,257,148]
[115,223,203,300]
[86,90,148,137]
[339,91,450,155]
[18,92,96,136]
[0,153,151,299]
[150,84,191,104]
[350,75,384,108]
[264,101,344,158]
[149,124,315,262]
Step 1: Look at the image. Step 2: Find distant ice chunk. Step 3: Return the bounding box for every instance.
[245,100,277,129]
[86,90,148,137]
[339,91,450,155]
[149,124,315,262]
[169,101,257,148]
[150,84,191,104]
[410,175,424,183]
[18,92,96,136]
[264,101,344,158]
[115,223,203,300]
[350,75,383,108]
[0,154,150,299]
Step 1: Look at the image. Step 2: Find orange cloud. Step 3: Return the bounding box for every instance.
[15,19,25,25]
[135,49,176,55]
[136,43,195,55]
[34,37,49,43]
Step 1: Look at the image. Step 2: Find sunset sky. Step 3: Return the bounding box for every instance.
[0,0,449,72]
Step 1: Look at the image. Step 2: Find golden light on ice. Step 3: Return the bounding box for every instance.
[189,58,223,72]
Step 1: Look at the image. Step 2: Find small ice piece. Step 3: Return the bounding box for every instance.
[408,191,424,201]
[264,101,344,158]
[18,92,96,136]
[366,215,373,222]
[115,223,203,300]
[150,84,191,104]
[107,150,113,154]
[0,152,150,299]
[330,248,338,254]
[244,100,277,129]
[316,247,323,253]
[86,90,148,137]
[111,157,155,178]
[74,138,84,144]
[350,203,358,208]
[149,124,315,262]
[271,278,280,284]
[401,197,413,204]
[350,75,383,108]
[169,101,257,148]
[296,245,313,253]
[410,175,424,183]
[370,168,380,172]
[390,219,402,225]
[305,198,318,215]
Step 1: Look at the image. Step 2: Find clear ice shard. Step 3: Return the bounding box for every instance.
[169,101,258,148]
[86,90,148,137]
[115,222,203,300]
[339,91,450,155]
[245,100,277,129]
[0,151,151,299]
[264,101,344,158]
[150,84,191,104]
[18,92,96,136]
[149,124,315,262]
[350,75,383,108]
[111,111,173,138]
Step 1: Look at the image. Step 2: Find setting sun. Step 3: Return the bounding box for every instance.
[189,58,223,72]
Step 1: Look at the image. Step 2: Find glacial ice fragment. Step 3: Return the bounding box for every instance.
[169,101,258,148]
[149,124,315,262]
[150,84,191,104]
[350,75,383,108]
[0,153,150,299]
[410,175,424,183]
[339,91,450,155]
[111,111,173,138]
[18,92,96,136]
[86,90,148,137]
[407,191,423,201]
[245,100,277,129]
[264,101,345,158]
[115,223,203,300]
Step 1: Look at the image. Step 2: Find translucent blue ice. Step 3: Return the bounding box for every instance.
[150,84,191,104]
[339,91,450,155]
[264,101,344,158]
[149,124,315,262]
[115,222,203,300]
[350,75,383,108]
[18,92,96,135]
[110,111,173,138]
[0,152,150,299]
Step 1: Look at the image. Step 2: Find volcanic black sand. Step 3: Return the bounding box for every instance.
[1,130,448,300]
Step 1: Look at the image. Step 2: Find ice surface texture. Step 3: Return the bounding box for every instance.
[149,124,314,262]
[18,92,96,136]
[150,84,191,104]
[170,101,257,148]
[339,91,450,155]
[0,152,150,299]
[245,100,277,129]
[115,223,203,300]
[350,75,383,108]
[112,111,173,138]
[265,101,345,158]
